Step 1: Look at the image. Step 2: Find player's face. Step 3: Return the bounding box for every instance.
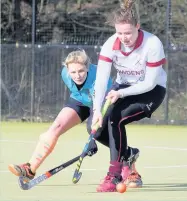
[115,23,140,47]
[68,63,88,85]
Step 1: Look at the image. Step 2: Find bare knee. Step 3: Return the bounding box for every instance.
[45,121,66,139]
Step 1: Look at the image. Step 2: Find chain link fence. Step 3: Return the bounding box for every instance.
[1,45,100,121]
[1,0,187,124]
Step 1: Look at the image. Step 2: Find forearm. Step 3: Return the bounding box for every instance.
[93,60,111,111]
[118,80,156,98]
[118,66,161,98]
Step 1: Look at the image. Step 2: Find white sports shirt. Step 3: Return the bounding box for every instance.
[93,29,167,111]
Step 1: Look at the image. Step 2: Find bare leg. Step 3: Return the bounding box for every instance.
[28,107,81,173]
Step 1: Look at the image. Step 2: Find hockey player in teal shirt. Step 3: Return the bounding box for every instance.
[8,49,113,182]
[61,63,112,107]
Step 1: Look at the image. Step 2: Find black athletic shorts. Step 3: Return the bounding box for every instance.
[64,98,90,122]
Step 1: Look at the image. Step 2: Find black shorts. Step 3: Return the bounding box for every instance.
[111,82,166,117]
[64,98,90,122]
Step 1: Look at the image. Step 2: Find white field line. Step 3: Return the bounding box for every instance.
[1,165,187,174]
[0,139,36,143]
[144,165,187,169]
[1,139,187,171]
[144,146,187,151]
[0,139,83,144]
[1,139,187,151]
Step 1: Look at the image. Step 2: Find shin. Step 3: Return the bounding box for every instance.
[29,107,81,173]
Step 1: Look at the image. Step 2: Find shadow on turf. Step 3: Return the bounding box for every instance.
[129,183,187,192]
[39,183,98,187]
[38,183,187,192]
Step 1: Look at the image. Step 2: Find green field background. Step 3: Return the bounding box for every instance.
[0,122,187,201]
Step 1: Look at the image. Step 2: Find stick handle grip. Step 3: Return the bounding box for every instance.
[91,99,111,132]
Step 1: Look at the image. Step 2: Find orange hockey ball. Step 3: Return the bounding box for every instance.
[116,182,127,193]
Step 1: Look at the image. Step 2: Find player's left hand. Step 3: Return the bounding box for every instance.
[106,90,120,103]
[87,138,98,157]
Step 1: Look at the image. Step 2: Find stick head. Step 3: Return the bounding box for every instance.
[18,176,30,190]
[72,172,82,184]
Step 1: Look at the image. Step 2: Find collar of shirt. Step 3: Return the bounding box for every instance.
[112,29,144,56]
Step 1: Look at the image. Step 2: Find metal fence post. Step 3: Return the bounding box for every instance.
[164,0,171,123]
[31,0,36,121]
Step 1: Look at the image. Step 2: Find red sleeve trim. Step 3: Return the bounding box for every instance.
[146,58,166,67]
[99,55,112,63]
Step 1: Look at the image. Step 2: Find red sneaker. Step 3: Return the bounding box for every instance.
[96,173,122,192]
[121,147,141,184]
[121,165,131,181]
[8,163,35,181]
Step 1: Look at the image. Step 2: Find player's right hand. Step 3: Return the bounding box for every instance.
[91,110,103,128]
[106,90,120,103]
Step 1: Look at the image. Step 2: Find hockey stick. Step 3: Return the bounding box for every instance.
[72,100,111,184]
[18,154,81,190]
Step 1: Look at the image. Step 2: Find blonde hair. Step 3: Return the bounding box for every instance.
[64,50,90,69]
[107,0,138,26]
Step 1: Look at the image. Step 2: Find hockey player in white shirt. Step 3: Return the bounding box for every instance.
[88,0,167,192]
